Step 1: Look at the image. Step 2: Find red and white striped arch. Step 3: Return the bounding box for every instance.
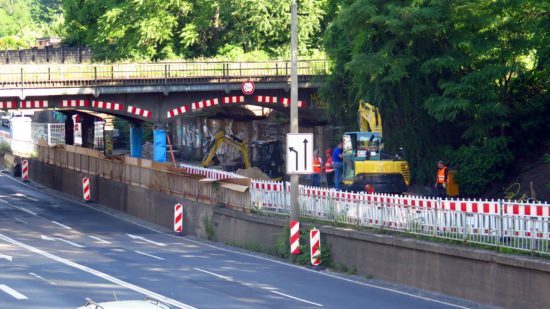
[62,99,89,108]
[256,96,278,104]
[20,100,48,109]
[0,101,16,109]
[192,98,219,110]
[127,105,152,118]
[281,98,305,108]
[92,100,123,111]
[222,96,245,104]
[167,105,189,118]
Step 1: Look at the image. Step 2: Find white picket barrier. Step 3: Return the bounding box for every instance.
[179,163,246,180]
[179,164,550,255]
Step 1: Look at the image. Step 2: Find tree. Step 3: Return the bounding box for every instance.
[62,0,328,60]
[323,0,548,195]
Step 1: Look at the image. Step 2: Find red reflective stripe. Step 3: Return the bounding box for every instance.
[472,203,478,213]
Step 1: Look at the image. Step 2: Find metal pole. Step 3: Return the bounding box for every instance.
[290,0,300,224]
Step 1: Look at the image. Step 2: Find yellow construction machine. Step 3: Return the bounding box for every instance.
[202,130,284,180]
[342,101,411,194]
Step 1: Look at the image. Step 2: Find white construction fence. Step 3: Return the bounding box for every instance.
[250,179,550,255]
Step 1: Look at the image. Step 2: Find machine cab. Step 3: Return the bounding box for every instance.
[343,132,383,182]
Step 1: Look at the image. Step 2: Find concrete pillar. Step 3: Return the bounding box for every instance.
[130,124,143,158]
[64,115,74,145]
[103,116,115,156]
[153,126,166,162]
[81,114,95,148]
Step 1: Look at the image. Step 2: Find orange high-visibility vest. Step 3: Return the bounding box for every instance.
[325,157,334,173]
[313,158,322,174]
[437,166,448,184]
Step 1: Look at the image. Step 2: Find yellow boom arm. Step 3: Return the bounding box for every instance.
[201,130,251,168]
[358,100,383,134]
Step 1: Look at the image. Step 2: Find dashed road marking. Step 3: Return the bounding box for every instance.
[194,268,233,281]
[0,284,28,300]
[135,251,165,261]
[0,234,196,309]
[51,221,71,230]
[29,272,57,285]
[89,235,111,244]
[271,290,323,307]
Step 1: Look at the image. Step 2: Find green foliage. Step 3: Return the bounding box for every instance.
[323,0,549,195]
[275,223,333,268]
[0,0,64,48]
[62,0,329,60]
[0,141,11,153]
[448,138,514,196]
[202,215,216,241]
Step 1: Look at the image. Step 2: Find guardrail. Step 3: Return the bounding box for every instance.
[250,180,550,256]
[0,60,329,89]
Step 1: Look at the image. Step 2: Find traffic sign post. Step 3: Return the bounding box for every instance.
[241,79,255,95]
[286,133,313,174]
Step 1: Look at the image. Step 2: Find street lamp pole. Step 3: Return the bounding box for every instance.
[289,1,300,225]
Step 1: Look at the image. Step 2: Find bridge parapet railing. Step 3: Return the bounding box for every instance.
[0,60,329,89]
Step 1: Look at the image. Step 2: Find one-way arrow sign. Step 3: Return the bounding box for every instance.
[286,133,314,174]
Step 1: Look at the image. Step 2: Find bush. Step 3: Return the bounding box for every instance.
[448,137,514,196]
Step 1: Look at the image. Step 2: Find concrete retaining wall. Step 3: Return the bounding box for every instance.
[29,159,550,308]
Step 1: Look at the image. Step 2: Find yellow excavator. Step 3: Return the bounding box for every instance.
[202,130,284,180]
[342,101,411,194]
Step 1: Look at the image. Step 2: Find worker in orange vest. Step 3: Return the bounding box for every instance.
[435,160,449,198]
[324,149,334,187]
[311,149,322,187]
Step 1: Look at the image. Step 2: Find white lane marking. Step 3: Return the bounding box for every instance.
[0,199,37,216]
[51,221,72,230]
[194,268,233,281]
[0,234,196,309]
[41,235,85,248]
[271,290,323,307]
[89,236,111,244]
[15,217,28,225]
[193,267,322,306]
[181,238,468,309]
[12,193,39,202]
[135,251,165,261]
[29,272,57,285]
[0,253,12,262]
[0,284,28,300]
[6,175,468,308]
[127,233,166,247]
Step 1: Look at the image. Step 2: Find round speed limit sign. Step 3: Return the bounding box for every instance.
[241,79,255,95]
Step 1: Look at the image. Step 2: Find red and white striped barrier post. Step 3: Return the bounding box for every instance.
[82,177,91,202]
[290,220,300,255]
[21,160,29,182]
[174,203,183,233]
[310,228,321,266]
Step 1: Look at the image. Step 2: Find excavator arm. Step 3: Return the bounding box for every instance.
[358,100,383,134]
[201,130,251,169]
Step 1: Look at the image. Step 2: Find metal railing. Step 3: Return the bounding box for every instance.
[250,180,550,256]
[0,60,329,89]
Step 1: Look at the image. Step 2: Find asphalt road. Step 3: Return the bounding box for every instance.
[0,173,482,309]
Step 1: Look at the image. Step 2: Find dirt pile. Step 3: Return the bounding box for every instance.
[236,167,271,180]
